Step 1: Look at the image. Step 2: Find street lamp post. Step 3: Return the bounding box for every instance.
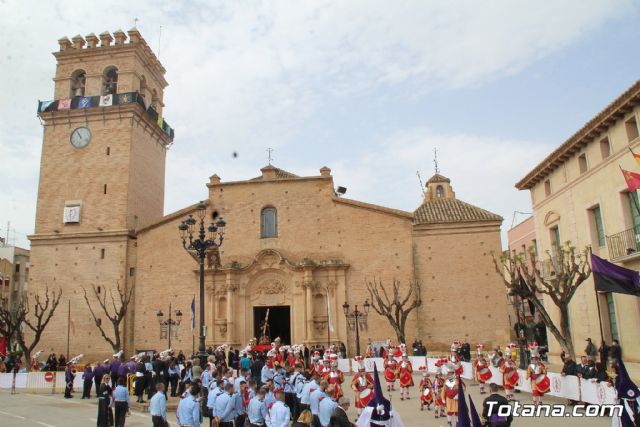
[178,201,225,367]
[157,303,183,349]
[342,300,370,357]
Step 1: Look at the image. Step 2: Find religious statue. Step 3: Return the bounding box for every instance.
[258,309,271,344]
[71,73,86,97]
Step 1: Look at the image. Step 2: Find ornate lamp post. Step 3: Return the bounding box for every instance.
[157,303,183,349]
[178,201,225,367]
[342,300,370,357]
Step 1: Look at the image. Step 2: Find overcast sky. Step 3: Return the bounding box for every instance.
[1,0,639,249]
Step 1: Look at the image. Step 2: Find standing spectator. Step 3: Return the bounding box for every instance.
[81,363,94,399]
[113,377,131,427]
[176,385,201,427]
[610,339,622,361]
[168,360,180,397]
[534,315,548,348]
[561,354,578,376]
[598,341,610,364]
[191,358,202,381]
[584,338,597,362]
[240,352,251,372]
[482,383,512,426]
[97,374,114,427]
[593,362,609,383]
[58,354,67,371]
[150,382,168,427]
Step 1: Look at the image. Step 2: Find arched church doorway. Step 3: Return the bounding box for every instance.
[254,306,291,345]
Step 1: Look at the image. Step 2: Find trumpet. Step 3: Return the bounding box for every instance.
[69,354,84,365]
[32,350,44,360]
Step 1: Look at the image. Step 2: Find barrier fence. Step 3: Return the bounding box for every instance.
[0,357,618,406]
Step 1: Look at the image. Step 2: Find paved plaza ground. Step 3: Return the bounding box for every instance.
[0,377,614,426]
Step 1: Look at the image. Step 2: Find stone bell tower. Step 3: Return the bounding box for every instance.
[29,29,174,357]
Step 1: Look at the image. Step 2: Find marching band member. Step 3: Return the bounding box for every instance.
[418,367,433,411]
[500,343,519,400]
[351,356,374,417]
[472,344,492,395]
[309,351,322,377]
[324,354,344,400]
[448,341,463,376]
[441,363,465,427]
[64,361,75,398]
[384,351,398,392]
[526,342,550,406]
[396,352,414,400]
[433,359,446,419]
[286,347,297,368]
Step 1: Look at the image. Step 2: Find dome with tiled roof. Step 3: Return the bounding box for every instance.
[414,173,502,224]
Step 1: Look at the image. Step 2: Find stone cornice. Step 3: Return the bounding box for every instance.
[516,80,640,190]
[29,229,134,244]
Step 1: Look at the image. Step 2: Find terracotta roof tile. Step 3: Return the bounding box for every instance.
[413,199,502,224]
[250,167,299,181]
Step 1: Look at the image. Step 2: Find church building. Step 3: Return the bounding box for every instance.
[29,30,509,359]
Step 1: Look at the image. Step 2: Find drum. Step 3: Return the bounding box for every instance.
[478,367,492,382]
[422,387,432,398]
[535,375,550,393]
[359,388,373,407]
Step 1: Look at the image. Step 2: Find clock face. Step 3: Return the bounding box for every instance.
[70,127,91,149]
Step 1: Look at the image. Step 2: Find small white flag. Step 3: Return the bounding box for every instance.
[99,94,113,107]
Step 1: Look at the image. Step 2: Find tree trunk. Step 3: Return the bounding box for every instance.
[526,296,571,358]
[560,305,574,358]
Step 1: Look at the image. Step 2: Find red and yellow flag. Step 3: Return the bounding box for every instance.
[621,168,640,192]
[628,147,640,169]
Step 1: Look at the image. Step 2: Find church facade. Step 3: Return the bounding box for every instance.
[29,31,509,359]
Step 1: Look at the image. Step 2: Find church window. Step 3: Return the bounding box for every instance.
[70,70,86,97]
[100,248,105,259]
[261,207,278,238]
[435,185,444,198]
[102,66,118,95]
[106,147,110,155]
[103,184,107,194]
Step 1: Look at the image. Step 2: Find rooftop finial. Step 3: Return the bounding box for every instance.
[433,147,440,174]
[134,17,139,29]
[267,147,274,165]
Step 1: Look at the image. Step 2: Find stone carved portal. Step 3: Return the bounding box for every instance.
[250,271,289,307]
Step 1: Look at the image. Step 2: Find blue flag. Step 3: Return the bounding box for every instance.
[190,296,195,331]
[469,394,483,427]
[457,377,471,427]
[614,358,640,427]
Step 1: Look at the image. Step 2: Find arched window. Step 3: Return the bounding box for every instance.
[436,185,444,198]
[102,66,118,95]
[261,207,277,238]
[70,70,86,97]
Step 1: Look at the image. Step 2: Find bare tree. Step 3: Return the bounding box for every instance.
[0,286,62,366]
[82,281,134,353]
[494,241,591,358]
[365,278,422,344]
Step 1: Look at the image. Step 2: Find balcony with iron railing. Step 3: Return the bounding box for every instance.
[606,226,640,261]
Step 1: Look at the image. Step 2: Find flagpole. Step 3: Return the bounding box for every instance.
[589,248,606,366]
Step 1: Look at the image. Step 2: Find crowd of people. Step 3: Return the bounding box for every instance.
[5,332,631,427]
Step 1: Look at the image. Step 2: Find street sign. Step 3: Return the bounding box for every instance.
[44,371,54,383]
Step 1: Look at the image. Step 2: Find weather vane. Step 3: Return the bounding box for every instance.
[267,147,274,165]
[134,18,139,28]
[434,148,440,174]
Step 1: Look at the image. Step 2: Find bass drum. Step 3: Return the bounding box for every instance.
[359,388,373,407]
[535,375,551,394]
[422,387,432,399]
[477,367,493,382]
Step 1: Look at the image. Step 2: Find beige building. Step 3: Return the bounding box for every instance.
[29,30,509,359]
[0,245,30,312]
[516,80,640,377]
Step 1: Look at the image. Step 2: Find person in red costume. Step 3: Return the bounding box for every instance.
[441,363,465,427]
[526,342,550,406]
[500,343,520,400]
[396,353,414,400]
[472,344,492,394]
[418,367,433,411]
[433,360,447,419]
[384,351,398,392]
[351,356,374,417]
[323,354,344,400]
[448,341,463,376]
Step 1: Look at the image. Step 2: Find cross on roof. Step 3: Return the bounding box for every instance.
[267,147,274,165]
[433,148,440,174]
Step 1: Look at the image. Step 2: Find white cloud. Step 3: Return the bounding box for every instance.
[0,0,629,248]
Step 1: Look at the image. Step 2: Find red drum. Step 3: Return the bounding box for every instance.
[534,375,550,394]
[359,388,373,407]
[384,367,397,382]
[477,367,492,382]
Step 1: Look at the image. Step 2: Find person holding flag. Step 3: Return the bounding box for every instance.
[612,358,640,427]
[355,365,405,427]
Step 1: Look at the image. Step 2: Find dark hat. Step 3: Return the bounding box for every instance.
[367,364,391,422]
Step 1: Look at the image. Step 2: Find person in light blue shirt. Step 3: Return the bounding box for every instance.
[113,378,131,427]
[300,375,318,410]
[263,382,276,408]
[176,385,201,427]
[149,383,167,427]
[214,383,235,426]
[309,380,328,427]
[247,389,268,425]
[318,389,338,427]
[234,368,248,392]
[261,363,274,384]
[201,365,214,390]
[233,382,248,426]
